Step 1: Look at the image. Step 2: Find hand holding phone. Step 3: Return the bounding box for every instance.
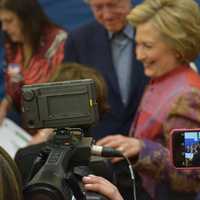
[170,129,200,169]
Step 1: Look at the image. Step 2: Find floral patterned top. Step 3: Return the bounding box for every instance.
[129,65,200,199]
[4,25,67,110]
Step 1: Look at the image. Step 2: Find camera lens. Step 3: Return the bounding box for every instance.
[24,186,65,200]
[25,193,54,200]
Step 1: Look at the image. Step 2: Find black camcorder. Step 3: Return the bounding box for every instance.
[22,79,99,130]
[21,79,118,200]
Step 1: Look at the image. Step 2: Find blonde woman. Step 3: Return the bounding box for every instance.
[84,0,200,199]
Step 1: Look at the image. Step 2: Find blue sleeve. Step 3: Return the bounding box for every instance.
[63,33,79,62]
[195,55,200,73]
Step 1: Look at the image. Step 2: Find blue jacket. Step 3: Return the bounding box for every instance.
[64,21,148,140]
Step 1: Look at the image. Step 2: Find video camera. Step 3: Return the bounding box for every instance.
[22,79,99,130]
[21,79,119,200]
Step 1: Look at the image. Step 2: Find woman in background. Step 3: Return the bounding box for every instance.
[0,0,67,125]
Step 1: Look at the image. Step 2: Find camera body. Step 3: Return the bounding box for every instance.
[24,128,112,200]
[21,80,111,200]
[170,129,200,169]
[22,79,99,129]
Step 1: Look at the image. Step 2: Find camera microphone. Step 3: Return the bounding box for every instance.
[91,145,122,157]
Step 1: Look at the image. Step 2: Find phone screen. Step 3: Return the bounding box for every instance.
[171,129,200,168]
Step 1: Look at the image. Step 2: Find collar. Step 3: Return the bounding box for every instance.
[108,23,134,40]
[150,64,190,85]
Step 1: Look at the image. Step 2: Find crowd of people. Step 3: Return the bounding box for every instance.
[0,0,67,129]
[1,0,200,199]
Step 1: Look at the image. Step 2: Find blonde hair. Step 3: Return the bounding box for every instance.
[0,147,23,200]
[127,0,200,62]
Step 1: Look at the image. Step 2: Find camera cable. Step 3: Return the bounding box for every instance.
[122,154,137,200]
[91,145,136,200]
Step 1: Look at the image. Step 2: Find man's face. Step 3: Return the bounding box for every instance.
[89,0,132,32]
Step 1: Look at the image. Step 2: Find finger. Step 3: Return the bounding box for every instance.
[112,157,124,163]
[97,134,125,145]
[117,146,124,152]
[97,135,127,149]
[97,135,118,145]
[120,144,141,159]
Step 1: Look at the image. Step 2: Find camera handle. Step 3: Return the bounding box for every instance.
[26,146,51,183]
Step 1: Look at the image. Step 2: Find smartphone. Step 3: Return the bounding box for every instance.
[170,129,200,169]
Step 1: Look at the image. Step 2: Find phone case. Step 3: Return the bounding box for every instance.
[169,128,200,170]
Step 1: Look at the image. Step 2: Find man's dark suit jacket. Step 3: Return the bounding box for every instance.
[64,21,148,140]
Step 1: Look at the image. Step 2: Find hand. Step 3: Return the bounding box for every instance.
[83,175,123,200]
[28,128,54,145]
[96,135,143,162]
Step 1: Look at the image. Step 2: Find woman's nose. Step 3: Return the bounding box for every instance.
[136,46,146,61]
[1,22,8,32]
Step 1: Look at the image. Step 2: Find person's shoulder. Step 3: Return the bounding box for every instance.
[186,67,200,89]
[44,24,67,38]
[69,21,107,37]
[170,65,200,90]
[168,87,200,120]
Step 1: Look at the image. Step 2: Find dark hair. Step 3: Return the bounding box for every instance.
[0,0,57,52]
[50,62,110,115]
